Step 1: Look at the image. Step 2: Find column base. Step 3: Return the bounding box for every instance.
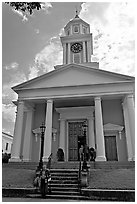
[9,157,22,162]
[22,159,31,162]
[128,158,133,161]
[132,156,135,161]
[42,156,49,162]
[95,156,106,161]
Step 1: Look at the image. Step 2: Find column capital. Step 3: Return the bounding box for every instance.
[46,99,53,104]
[87,116,94,120]
[94,96,101,102]
[126,94,134,100]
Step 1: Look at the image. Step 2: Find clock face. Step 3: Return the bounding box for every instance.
[71,43,83,53]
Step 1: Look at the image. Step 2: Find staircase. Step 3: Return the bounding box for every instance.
[46,168,84,200]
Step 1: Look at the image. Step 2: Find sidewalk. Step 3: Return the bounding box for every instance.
[2,187,135,201]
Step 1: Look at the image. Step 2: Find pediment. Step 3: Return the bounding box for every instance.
[103,123,124,132]
[13,64,134,91]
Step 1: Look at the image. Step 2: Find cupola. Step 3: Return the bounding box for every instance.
[64,11,90,36]
[60,11,93,65]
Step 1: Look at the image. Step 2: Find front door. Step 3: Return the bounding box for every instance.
[105,136,118,161]
[68,121,85,161]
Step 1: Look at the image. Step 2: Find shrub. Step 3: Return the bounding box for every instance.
[2,153,10,163]
[57,148,64,161]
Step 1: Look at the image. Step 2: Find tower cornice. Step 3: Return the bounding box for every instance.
[60,33,92,44]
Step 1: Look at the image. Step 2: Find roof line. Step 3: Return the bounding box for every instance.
[12,63,135,90]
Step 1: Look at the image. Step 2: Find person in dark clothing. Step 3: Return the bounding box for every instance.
[89,147,96,161]
[83,144,90,161]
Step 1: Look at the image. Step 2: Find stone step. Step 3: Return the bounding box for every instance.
[48,186,79,192]
[49,183,78,188]
[51,173,78,177]
[50,190,80,195]
[45,194,95,200]
[50,179,78,184]
[27,193,93,200]
[51,176,78,180]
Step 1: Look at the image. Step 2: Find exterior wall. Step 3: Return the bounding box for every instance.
[102,99,127,161]
[2,133,13,154]
[31,103,46,162]
[102,99,124,125]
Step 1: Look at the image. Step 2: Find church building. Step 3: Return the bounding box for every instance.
[10,13,135,163]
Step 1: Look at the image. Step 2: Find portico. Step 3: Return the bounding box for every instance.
[10,79,135,163]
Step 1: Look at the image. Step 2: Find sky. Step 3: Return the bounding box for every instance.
[2,1,135,135]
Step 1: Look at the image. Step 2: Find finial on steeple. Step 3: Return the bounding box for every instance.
[75,8,79,18]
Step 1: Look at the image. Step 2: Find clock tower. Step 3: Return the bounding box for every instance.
[60,11,93,65]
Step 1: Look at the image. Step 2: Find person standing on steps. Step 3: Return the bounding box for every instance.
[79,145,84,161]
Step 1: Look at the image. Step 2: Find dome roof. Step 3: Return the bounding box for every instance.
[64,12,90,30]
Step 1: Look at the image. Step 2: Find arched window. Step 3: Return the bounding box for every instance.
[83,26,87,34]
[73,25,79,34]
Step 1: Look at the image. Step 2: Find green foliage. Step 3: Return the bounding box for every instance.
[5,2,42,15]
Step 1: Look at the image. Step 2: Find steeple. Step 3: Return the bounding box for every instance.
[60,11,93,65]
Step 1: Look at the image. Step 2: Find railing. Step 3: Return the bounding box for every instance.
[78,160,82,194]
[46,153,52,169]
[46,153,52,194]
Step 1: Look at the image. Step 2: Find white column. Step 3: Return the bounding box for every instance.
[70,25,73,35]
[122,101,133,161]
[22,109,34,161]
[10,101,24,162]
[88,117,95,148]
[87,41,91,62]
[63,43,66,64]
[43,99,53,162]
[68,43,71,63]
[80,24,83,33]
[126,94,135,160]
[59,119,66,159]
[94,97,106,161]
[83,41,86,63]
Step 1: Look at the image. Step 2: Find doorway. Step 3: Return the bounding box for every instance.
[68,121,86,161]
[104,136,118,161]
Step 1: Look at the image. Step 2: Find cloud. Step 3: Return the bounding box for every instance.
[4,62,19,70]
[2,70,27,135]
[28,64,39,80]
[40,2,52,13]
[2,71,27,103]
[80,2,135,76]
[35,37,63,71]
[28,37,63,79]
[35,29,40,34]
[2,104,16,123]
[13,9,28,21]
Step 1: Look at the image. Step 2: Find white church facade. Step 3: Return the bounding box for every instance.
[10,13,135,163]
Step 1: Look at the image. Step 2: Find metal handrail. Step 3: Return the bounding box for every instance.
[46,153,52,169]
[78,160,82,194]
[46,153,52,194]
